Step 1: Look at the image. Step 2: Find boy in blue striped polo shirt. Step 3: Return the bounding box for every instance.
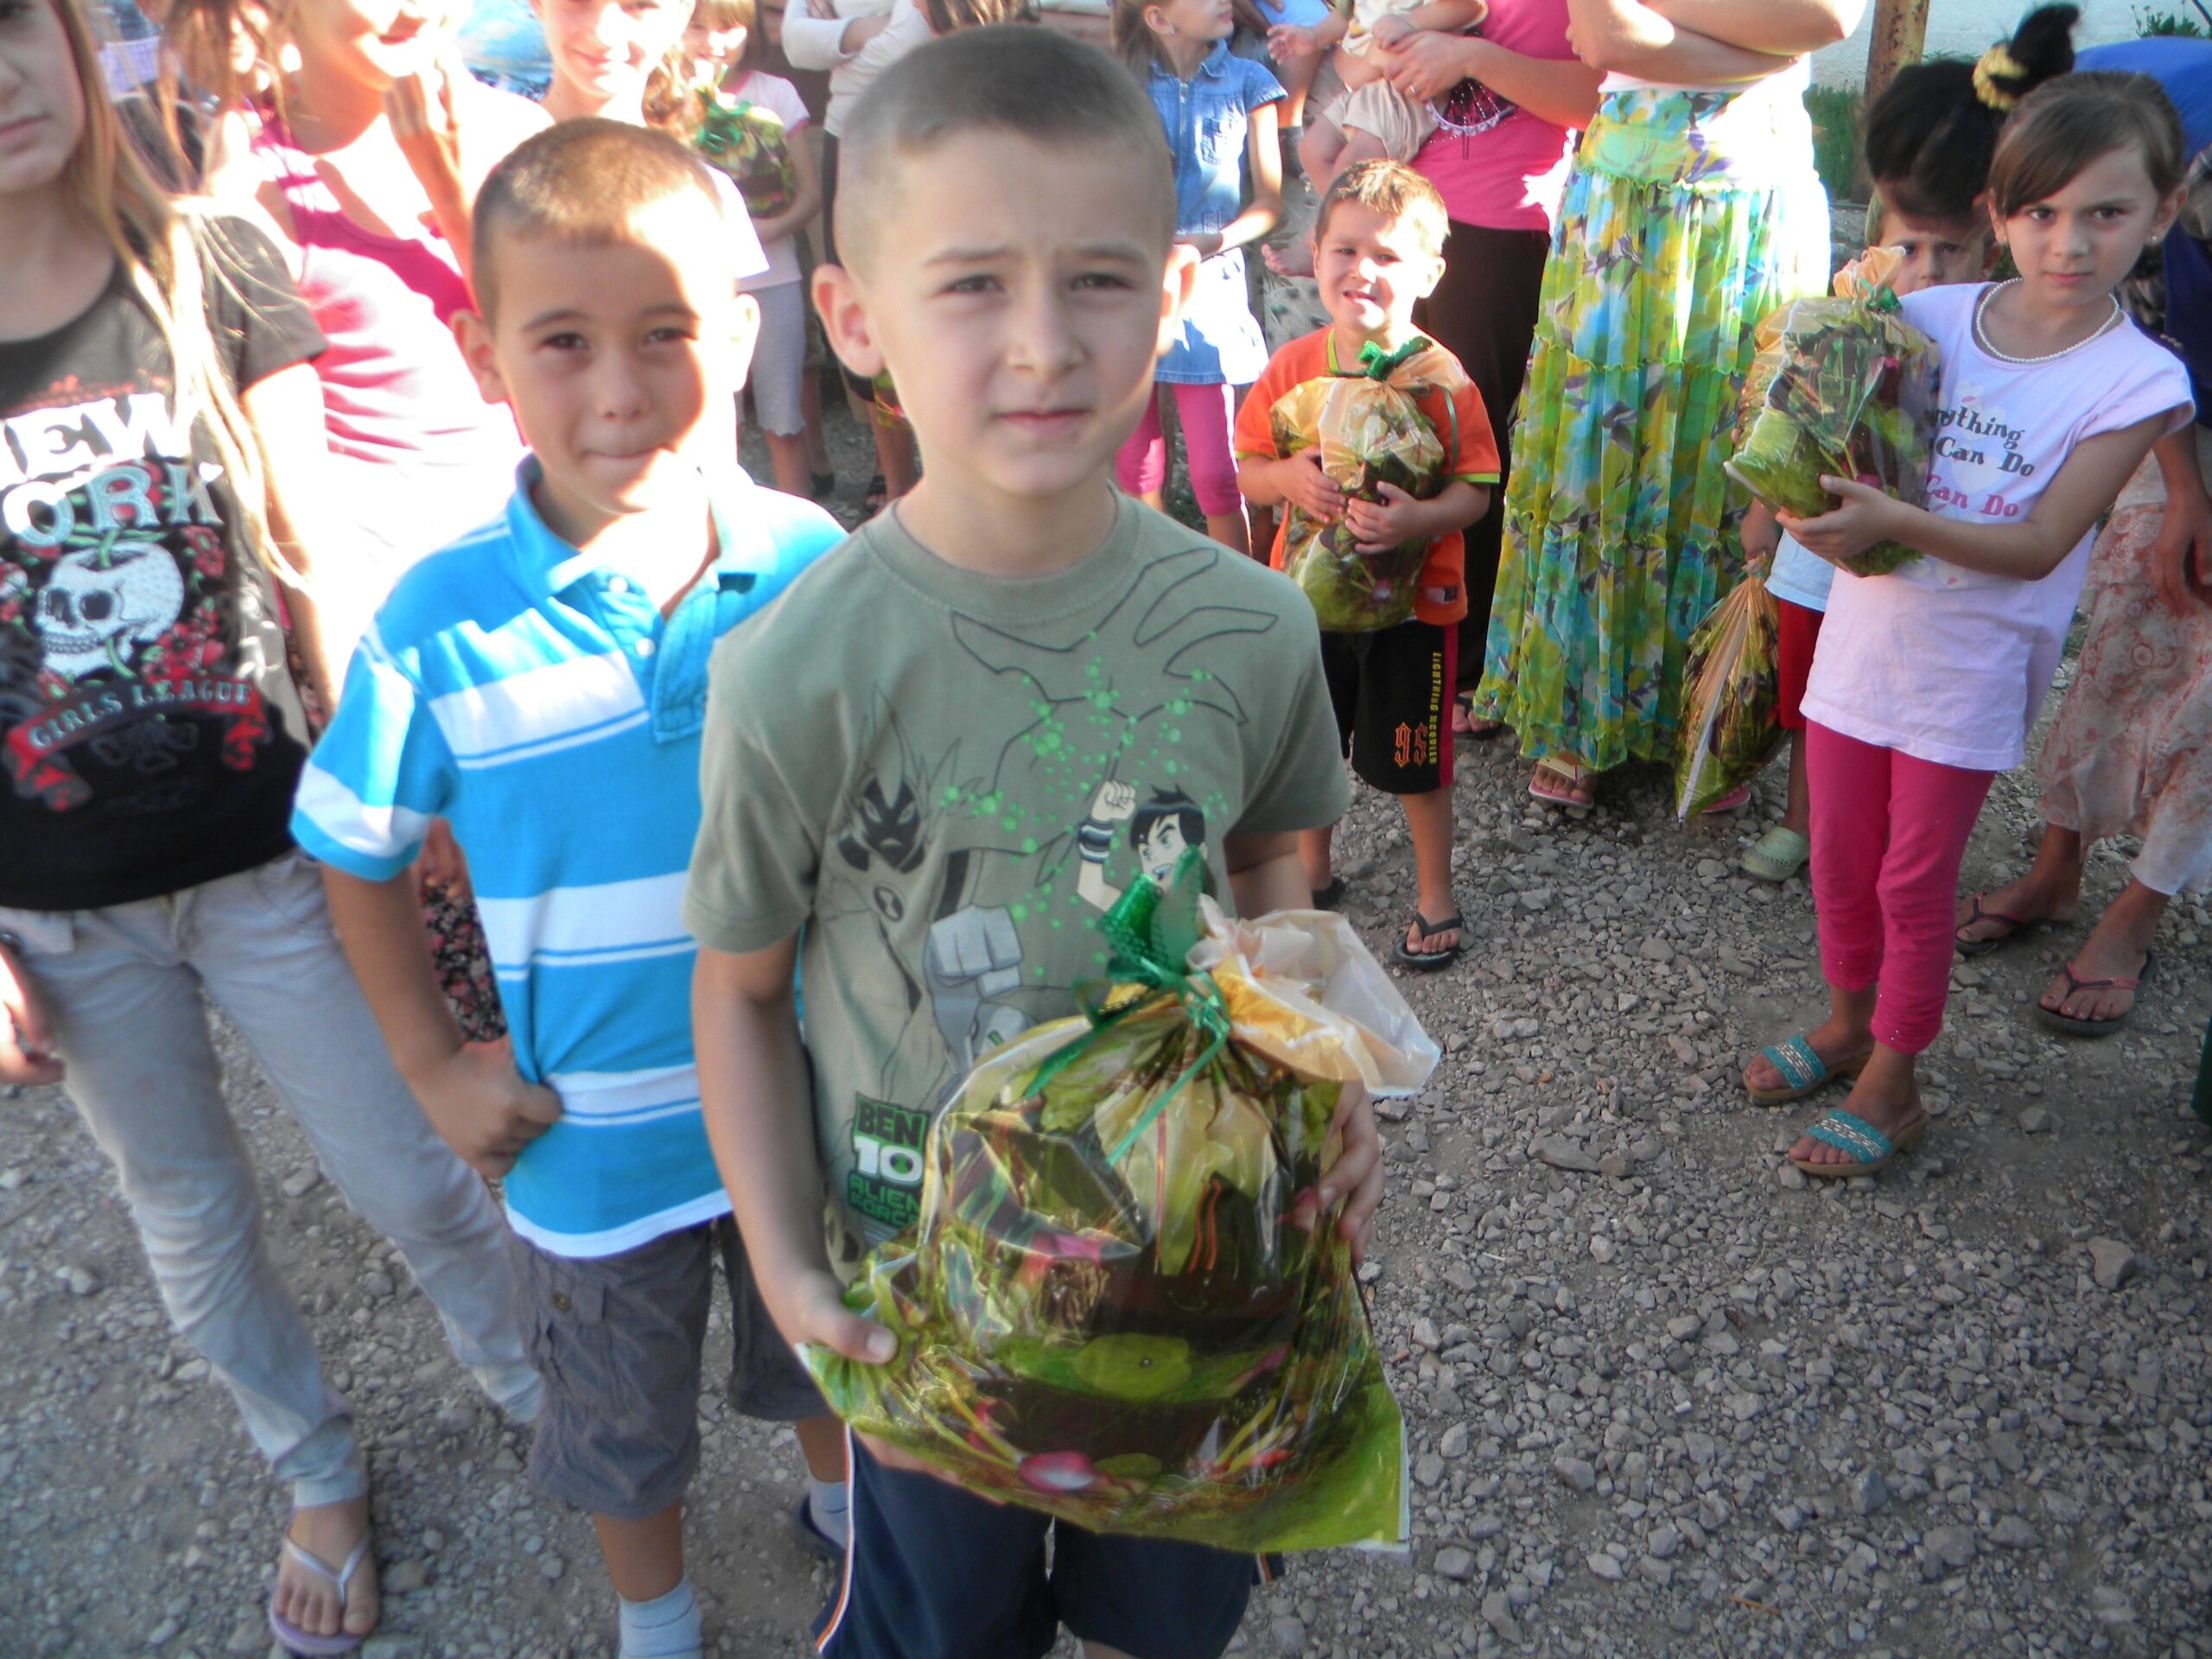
[293,122,845,1659]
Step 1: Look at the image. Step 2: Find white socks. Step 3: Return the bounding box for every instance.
[619,1578,702,1659]
[810,1477,851,1548]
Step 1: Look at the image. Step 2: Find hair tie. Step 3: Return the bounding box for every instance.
[1972,42,2025,111]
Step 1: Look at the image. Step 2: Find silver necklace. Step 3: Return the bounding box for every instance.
[1972,278,2121,365]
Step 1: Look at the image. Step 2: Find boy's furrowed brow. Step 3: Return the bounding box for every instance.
[518,302,704,331]
[921,240,1155,265]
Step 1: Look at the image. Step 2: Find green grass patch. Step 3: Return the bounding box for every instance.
[2135,2,2211,35]
[1804,84,1861,208]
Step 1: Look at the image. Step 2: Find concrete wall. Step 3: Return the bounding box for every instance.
[1810,0,2144,86]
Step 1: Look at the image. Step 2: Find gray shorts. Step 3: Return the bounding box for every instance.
[513,1218,822,1521]
[744,279,808,439]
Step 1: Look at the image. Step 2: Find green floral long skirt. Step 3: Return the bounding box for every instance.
[1470,80,1830,771]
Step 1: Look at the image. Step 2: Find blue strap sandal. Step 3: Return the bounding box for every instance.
[1788,1107,1928,1179]
[1745,1034,1870,1106]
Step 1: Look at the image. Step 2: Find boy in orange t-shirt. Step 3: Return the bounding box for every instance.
[1236,160,1498,969]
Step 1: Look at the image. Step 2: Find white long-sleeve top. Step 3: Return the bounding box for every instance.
[780,0,931,136]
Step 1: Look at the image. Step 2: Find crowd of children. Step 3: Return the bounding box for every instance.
[2,0,2208,1653]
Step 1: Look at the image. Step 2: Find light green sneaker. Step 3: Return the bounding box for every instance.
[1742,826,1809,884]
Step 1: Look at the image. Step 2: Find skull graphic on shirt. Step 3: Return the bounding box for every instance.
[32,541,185,679]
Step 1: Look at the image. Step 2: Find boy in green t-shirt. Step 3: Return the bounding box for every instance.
[683,28,1383,1659]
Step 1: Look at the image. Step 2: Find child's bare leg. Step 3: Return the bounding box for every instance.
[1332,125,1391,181]
[764,430,812,499]
[1297,114,1345,186]
[1402,787,1459,954]
[801,372,831,481]
[595,1503,684,1604]
[795,1414,847,1482]
[1203,507,1251,556]
[874,421,920,501]
[1781,732,1811,839]
[1300,824,1333,893]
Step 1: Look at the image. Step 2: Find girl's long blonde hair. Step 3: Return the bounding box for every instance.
[53,0,289,583]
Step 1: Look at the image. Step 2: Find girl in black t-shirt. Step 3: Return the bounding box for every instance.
[0,2,539,1651]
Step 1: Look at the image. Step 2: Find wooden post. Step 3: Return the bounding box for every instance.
[1862,0,1928,110]
[1850,0,1929,207]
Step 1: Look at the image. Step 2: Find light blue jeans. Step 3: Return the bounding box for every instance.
[2,851,541,1508]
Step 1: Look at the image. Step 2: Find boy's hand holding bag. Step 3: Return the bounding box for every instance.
[1272,337,1467,633]
[803,852,1435,1553]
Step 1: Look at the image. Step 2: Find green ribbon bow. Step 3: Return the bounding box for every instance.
[1027,847,1232,1165]
[1351,337,1432,381]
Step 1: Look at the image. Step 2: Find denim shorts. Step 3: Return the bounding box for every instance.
[514,1218,821,1520]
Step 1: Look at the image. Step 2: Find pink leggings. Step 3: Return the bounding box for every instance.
[1114,381,1242,517]
[1806,721,1996,1055]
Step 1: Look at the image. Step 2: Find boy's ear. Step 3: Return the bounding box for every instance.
[452,309,510,408]
[1156,243,1199,361]
[812,263,888,380]
[1411,251,1447,303]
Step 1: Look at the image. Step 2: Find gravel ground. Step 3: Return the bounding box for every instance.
[3,423,2208,1659]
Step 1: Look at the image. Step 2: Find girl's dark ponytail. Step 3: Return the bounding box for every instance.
[1863,4,2078,222]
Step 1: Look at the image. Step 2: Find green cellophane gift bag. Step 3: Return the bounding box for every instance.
[1270,338,1465,633]
[694,87,796,220]
[804,853,1438,1553]
[1726,264,1940,579]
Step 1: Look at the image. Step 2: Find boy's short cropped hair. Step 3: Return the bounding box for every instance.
[833,27,1174,275]
[1313,159,1451,259]
[472,119,728,319]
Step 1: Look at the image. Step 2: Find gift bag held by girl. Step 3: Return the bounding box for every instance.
[693,86,798,219]
[1272,337,1466,632]
[804,854,1436,1553]
[1727,255,1941,578]
[1674,575,1783,819]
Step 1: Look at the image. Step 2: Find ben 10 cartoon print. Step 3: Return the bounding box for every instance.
[1076,780,1210,913]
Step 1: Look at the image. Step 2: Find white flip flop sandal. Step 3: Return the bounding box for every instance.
[268,1532,374,1657]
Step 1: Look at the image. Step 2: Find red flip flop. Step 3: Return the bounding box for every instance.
[2036,952,2155,1038]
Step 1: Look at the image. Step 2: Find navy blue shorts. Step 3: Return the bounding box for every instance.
[814,1434,1266,1659]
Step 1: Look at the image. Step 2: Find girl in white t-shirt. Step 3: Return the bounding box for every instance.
[1741,73,2193,1181]
[689,0,826,499]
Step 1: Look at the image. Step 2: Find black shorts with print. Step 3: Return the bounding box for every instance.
[1320,617,1457,796]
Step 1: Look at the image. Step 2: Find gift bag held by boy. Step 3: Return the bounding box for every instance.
[805,853,1434,1554]
[1727,258,1941,579]
[1270,337,1466,632]
[1673,575,1783,819]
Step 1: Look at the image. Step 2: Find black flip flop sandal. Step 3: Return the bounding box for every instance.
[1392,910,1463,971]
[1311,875,1347,911]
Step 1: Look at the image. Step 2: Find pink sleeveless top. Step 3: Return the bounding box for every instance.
[251,121,522,565]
